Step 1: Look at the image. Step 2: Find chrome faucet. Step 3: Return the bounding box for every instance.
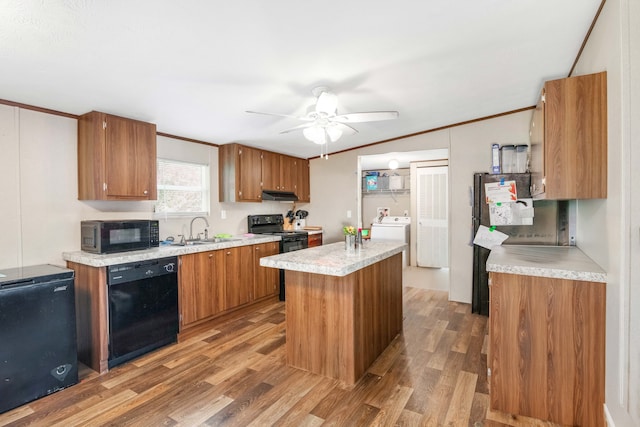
[189,216,209,240]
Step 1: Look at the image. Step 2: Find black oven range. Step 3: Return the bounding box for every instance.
[247,214,308,300]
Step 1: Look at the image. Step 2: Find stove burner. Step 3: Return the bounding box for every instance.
[247,214,307,240]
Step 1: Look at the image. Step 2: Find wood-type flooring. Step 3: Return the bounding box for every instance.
[0,287,562,426]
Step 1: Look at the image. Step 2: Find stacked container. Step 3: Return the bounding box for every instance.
[495,144,528,173]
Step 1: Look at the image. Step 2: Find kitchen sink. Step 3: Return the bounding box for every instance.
[170,240,208,246]
[170,237,241,246]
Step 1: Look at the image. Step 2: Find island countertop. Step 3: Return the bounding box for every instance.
[486,245,606,282]
[260,241,406,277]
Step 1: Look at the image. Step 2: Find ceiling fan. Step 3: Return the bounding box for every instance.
[246,86,399,158]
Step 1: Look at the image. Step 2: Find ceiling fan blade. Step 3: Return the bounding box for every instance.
[333,111,399,123]
[279,122,316,134]
[332,122,359,135]
[246,110,313,121]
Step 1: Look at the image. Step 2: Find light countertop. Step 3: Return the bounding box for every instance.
[62,235,281,267]
[486,245,606,282]
[260,240,406,277]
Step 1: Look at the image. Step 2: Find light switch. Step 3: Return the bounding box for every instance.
[347,210,352,218]
[220,210,227,219]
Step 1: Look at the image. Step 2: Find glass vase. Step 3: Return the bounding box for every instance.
[345,234,356,252]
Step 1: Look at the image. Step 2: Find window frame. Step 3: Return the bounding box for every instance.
[154,158,210,218]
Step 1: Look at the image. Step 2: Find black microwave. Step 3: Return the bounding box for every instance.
[81,220,160,254]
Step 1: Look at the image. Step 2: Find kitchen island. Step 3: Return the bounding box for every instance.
[260,241,406,386]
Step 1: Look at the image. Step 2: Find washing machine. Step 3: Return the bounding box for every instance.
[370,216,411,267]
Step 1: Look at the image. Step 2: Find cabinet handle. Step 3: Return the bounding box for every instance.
[143,190,148,195]
[226,251,231,255]
[209,254,213,258]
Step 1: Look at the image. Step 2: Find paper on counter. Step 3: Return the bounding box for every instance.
[473,225,509,249]
[485,181,517,204]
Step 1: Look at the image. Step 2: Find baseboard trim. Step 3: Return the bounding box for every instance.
[604,404,615,427]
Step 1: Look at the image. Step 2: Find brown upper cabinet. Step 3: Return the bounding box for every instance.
[77,111,157,200]
[219,144,263,202]
[296,158,311,203]
[529,71,607,200]
[219,143,310,203]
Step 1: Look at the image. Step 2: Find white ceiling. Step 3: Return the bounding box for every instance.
[0,1,602,159]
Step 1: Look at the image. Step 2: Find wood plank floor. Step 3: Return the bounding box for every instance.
[0,287,562,427]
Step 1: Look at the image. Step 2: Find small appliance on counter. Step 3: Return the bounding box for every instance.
[0,264,78,414]
[294,210,309,230]
[81,219,159,254]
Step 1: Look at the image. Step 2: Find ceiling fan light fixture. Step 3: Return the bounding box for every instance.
[326,126,342,142]
[388,159,399,170]
[303,126,327,144]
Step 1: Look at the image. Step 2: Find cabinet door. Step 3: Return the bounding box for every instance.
[296,158,310,202]
[530,72,607,200]
[280,155,297,192]
[308,234,322,247]
[179,251,224,327]
[529,90,545,197]
[261,150,281,191]
[253,242,279,299]
[238,146,263,202]
[104,114,157,199]
[489,272,605,426]
[224,245,254,310]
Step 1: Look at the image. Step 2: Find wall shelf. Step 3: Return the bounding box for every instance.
[362,189,410,195]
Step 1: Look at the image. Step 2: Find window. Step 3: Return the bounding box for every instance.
[155,158,209,216]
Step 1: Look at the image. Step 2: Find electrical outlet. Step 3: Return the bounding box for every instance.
[403,210,409,217]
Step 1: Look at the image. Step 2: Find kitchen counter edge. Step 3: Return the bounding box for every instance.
[62,235,282,267]
[486,245,606,283]
[260,241,406,277]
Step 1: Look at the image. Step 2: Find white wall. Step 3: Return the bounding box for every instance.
[310,110,531,303]
[0,105,21,268]
[571,0,638,425]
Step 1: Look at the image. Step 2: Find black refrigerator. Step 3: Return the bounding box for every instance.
[0,264,78,414]
[471,173,570,316]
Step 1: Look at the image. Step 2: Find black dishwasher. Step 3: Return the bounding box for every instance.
[107,257,179,369]
[0,264,78,414]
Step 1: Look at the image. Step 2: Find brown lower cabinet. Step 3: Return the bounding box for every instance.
[223,245,254,310]
[179,243,279,329]
[253,242,279,300]
[488,272,605,427]
[307,233,322,247]
[178,250,225,326]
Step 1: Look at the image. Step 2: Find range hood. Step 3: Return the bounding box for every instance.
[262,190,298,202]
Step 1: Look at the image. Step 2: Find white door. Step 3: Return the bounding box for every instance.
[416,165,448,267]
